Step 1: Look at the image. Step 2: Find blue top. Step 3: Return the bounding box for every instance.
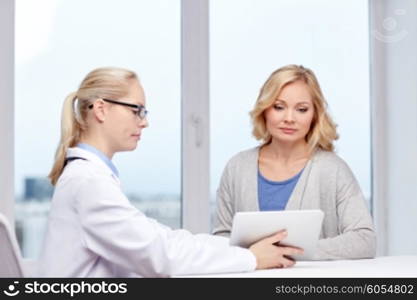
[257,168,303,211]
[77,143,119,177]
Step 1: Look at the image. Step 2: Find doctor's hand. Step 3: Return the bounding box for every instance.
[249,230,304,269]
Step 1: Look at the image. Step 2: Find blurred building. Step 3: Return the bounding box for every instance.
[23,177,54,202]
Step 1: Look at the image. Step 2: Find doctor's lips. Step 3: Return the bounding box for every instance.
[131,133,141,139]
[279,127,297,134]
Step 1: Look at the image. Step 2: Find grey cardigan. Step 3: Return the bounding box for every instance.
[212,147,376,260]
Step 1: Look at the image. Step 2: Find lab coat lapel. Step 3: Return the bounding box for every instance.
[66,147,120,185]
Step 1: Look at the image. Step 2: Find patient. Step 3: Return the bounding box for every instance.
[213,64,376,260]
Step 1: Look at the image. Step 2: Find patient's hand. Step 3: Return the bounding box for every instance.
[249,230,304,269]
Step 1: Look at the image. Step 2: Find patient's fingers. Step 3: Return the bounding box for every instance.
[264,230,288,245]
[280,246,304,256]
[277,257,296,268]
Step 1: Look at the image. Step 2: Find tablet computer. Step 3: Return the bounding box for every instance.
[230,209,324,260]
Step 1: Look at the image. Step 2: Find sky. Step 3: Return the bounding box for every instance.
[15,0,371,200]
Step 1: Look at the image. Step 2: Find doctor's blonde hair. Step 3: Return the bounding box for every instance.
[250,64,338,152]
[48,67,138,185]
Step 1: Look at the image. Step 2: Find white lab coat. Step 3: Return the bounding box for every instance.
[37,147,256,277]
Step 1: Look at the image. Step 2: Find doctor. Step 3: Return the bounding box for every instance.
[38,67,303,277]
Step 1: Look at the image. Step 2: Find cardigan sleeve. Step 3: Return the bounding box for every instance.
[314,158,377,260]
[212,160,235,237]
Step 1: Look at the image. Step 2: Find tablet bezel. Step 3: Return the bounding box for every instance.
[230,209,324,261]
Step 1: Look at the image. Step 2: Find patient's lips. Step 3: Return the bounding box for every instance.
[280,127,297,134]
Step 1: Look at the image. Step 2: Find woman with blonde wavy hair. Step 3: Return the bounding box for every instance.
[38,67,303,278]
[213,65,376,260]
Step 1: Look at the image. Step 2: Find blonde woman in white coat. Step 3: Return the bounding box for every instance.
[38,67,303,278]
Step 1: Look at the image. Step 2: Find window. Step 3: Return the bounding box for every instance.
[15,0,181,259]
[13,0,372,258]
[210,0,371,226]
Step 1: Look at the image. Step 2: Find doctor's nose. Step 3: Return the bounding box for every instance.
[138,117,149,128]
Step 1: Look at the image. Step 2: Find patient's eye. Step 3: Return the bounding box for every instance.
[273,104,285,111]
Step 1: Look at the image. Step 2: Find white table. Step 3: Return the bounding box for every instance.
[185,256,417,277]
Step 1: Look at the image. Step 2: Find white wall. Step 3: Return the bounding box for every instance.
[371,0,417,255]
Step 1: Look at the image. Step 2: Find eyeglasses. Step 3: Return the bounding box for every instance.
[89,98,148,120]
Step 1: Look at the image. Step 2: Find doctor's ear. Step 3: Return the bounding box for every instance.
[89,99,107,122]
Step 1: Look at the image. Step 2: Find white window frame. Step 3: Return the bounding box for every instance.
[369,0,388,256]
[181,0,210,233]
[0,0,15,231]
[369,0,417,256]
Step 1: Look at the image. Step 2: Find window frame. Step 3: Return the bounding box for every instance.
[0,0,15,230]
[181,0,210,233]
